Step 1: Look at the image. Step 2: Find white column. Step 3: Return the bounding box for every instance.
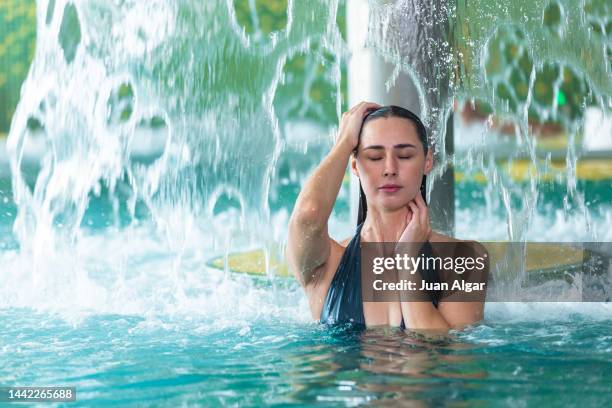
[346,0,455,235]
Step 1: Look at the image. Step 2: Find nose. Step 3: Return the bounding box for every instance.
[383,156,397,177]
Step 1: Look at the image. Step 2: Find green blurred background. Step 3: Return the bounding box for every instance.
[0,0,37,137]
[0,0,349,137]
[2,0,610,138]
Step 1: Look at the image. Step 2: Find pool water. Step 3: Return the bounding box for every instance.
[1,305,611,406]
[0,174,611,406]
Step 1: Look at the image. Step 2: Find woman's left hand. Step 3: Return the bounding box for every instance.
[397,193,432,253]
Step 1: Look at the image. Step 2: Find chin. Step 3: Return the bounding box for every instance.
[377,198,409,212]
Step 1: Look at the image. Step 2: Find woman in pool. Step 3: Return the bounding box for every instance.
[287,101,486,331]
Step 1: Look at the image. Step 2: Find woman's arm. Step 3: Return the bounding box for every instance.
[287,141,353,286]
[437,240,488,328]
[400,266,485,331]
[401,301,451,331]
[437,302,484,328]
[399,271,486,332]
[396,194,484,332]
[287,102,380,286]
[392,194,448,331]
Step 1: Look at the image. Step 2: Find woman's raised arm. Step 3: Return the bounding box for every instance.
[287,102,380,287]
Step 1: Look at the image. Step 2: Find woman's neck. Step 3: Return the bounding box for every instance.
[361,206,410,242]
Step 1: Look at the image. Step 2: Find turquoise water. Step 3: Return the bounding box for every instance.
[1,176,611,406]
[1,307,611,406]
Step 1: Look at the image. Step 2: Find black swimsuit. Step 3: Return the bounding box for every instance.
[320,222,442,329]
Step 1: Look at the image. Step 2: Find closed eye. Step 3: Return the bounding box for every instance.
[369,157,413,161]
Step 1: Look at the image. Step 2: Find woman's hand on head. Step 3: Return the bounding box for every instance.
[336,101,381,151]
[397,194,432,252]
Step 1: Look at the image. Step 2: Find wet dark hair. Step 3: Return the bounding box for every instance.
[353,105,429,227]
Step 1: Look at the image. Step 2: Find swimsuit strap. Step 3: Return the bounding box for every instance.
[319,222,365,327]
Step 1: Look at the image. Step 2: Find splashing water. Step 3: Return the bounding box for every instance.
[1,1,611,405]
[1,0,610,324]
[3,0,344,319]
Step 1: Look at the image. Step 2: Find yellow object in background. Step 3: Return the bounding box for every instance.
[208,248,291,278]
[482,242,585,275]
[209,242,584,279]
[455,159,612,182]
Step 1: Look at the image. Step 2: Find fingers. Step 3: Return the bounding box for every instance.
[408,201,419,225]
[347,101,380,115]
[341,102,379,124]
[408,199,431,240]
[348,102,363,114]
[361,102,381,116]
[357,101,380,109]
[405,207,412,225]
[414,194,429,227]
[342,102,380,121]
[415,192,427,210]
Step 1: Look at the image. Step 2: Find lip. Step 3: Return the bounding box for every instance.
[379,185,402,192]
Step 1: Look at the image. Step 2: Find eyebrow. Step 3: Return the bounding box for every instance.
[363,144,417,151]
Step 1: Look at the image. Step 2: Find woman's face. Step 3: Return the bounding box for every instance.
[351,116,433,211]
